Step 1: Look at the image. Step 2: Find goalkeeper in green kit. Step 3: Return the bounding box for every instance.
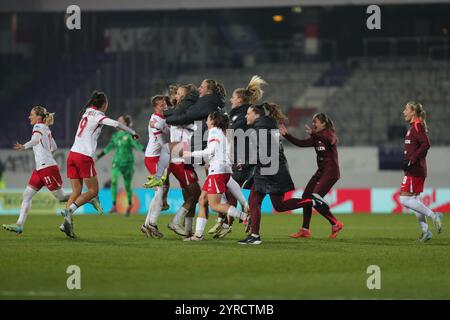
[97,115,144,216]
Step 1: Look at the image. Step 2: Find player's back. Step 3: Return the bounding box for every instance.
[32,123,57,170]
[71,107,107,158]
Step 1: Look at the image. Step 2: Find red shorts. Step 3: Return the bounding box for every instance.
[28,165,63,191]
[169,162,198,188]
[67,151,97,179]
[145,156,160,175]
[202,173,231,194]
[401,175,425,193]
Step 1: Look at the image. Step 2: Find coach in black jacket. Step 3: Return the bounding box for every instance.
[229,103,253,186]
[250,113,294,195]
[239,103,315,245]
[166,80,225,151]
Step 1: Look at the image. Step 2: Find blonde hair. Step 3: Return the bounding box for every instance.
[32,106,55,126]
[234,75,267,105]
[407,101,428,132]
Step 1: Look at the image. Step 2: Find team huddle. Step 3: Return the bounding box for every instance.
[1,76,443,244]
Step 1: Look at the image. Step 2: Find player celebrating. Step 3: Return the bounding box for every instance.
[96,115,144,216]
[280,113,344,239]
[2,106,100,234]
[398,102,442,242]
[183,111,249,241]
[209,75,267,237]
[61,91,139,238]
[166,84,202,237]
[239,103,322,245]
[141,95,171,238]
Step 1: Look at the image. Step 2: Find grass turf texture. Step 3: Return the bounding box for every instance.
[0,214,449,299]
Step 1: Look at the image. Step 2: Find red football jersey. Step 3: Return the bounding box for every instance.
[284,129,340,179]
[404,119,430,177]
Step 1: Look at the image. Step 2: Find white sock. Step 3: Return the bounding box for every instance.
[69,203,79,213]
[155,145,170,180]
[185,217,193,234]
[251,233,259,238]
[415,211,429,233]
[52,189,70,202]
[173,207,188,225]
[226,177,248,209]
[227,206,245,220]
[195,217,208,237]
[145,187,163,226]
[222,223,230,229]
[17,186,37,226]
[400,195,435,218]
[150,187,163,225]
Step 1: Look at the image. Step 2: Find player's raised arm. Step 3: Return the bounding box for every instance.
[99,117,139,139]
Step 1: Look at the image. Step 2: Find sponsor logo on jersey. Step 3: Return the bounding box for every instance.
[405,139,411,144]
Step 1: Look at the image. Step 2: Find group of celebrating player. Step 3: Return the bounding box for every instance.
[1,76,443,244]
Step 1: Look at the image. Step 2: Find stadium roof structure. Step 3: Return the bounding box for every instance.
[2,0,450,12]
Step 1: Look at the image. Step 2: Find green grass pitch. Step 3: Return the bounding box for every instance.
[0,214,449,299]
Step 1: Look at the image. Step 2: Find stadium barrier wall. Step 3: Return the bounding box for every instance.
[1,187,449,215]
[1,147,450,189]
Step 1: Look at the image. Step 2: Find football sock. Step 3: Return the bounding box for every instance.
[195,217,208,237]
[147,187,163,226]
[251,233,259,238]
[414,211,429,233]
[185,217,194,235]
[52,189,70,202]
[227,206,245,220]
[314,205,338,225]
[302,206,313,229]
[155,147,170,180]
[173,207,188,225]
[400,196,435,218]
[69,203,79,213]
[17,186,37,226]
[226,177,248,209]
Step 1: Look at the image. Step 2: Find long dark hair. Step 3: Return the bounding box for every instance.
[313,113,336,132]
[204,79,226,100]
[250,102,286,123]
[80,90,107,117]
[208,110,229,133]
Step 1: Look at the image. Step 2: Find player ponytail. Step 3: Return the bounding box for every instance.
[234,75,267,105]
[32,106,55,126]
[208,111,229,133]
[175,84,197,106]
[204,79,226,100]
[252,102,286,123]
[313,113,336,132]
[81,90,108,117]
[313,113,339,143]
[167,84,179,106]
[407,101,428,132]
